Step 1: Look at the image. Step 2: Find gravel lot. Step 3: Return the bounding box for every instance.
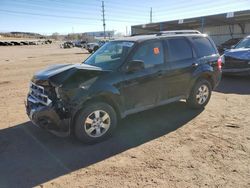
[0,44,249,188]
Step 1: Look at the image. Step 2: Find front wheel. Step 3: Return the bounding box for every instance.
[187,79,212,109]
[74,102,117,144]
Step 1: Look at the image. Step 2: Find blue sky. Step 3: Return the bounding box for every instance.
[1,0,250,35]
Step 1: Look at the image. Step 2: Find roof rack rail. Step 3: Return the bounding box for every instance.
[156,30,201,36]
[131,32,158,36]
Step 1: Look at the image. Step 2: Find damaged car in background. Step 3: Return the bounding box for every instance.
[217,37,242,55]
[222,35,250,76]
[61,41,74,48]
[86,42,99,53]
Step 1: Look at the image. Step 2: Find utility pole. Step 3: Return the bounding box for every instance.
[102,1,106,39]
[150,7,152,23]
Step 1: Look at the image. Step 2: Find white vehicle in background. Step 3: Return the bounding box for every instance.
[86,42,99,53]
[73,40,87,48]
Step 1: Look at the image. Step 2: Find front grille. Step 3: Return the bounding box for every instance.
[224,56,250,69]
[29,82,52,106]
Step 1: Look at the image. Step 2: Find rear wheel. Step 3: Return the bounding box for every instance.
[74,102,117,144]
[187,79,212,109]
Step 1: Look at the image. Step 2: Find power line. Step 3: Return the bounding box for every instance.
[0,9,145,24]
[10,0,245,20]
[8,0,152,17]
[14,0,101,8]
[0,9,101,21]
[155,0,249,13]
[103,8,151,17]
[5,0,150,21]
[9,0,247,22]
[7,0,100,15]
[10,0,250,14]
[5,2,150,19]
[154,2,249,19]
[2,12,102,26]
[11,0,152,12]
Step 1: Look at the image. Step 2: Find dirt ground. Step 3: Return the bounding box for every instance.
[0,44,249,188]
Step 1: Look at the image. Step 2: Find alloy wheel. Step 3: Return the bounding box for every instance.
[84,110,111,137]
[196,84,209,105]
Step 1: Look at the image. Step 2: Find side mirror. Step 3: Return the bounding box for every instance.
[231,45,235,49]
[126,60,144,72]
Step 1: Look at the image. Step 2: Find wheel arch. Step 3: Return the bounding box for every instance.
[192,65,216,89]
[197,72,215,89]
[188,71,215,99]
[70,93,122,135]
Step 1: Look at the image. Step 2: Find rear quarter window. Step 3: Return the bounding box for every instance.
[192,37,216,58]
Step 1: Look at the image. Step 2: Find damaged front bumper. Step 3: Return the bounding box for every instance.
[25,95,71,137]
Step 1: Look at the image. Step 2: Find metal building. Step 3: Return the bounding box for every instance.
[131,10,250,45]
[83,31,114,38]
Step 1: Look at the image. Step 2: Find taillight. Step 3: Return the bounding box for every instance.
[217,57,222,71]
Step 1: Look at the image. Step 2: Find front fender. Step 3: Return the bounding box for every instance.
[70,83,122,118]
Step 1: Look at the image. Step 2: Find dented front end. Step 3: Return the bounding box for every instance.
[25,63,107,136]
[25,81,71,136]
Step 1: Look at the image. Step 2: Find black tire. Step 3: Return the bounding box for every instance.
[187,79,212,109]
[74,102,117,144]
[88,49,93,53]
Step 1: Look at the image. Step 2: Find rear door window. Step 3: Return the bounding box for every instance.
[192,37,216,57]
[166,38,193,62]
[132,41,164,68]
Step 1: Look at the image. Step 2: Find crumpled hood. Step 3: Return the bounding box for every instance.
[35,64,76,79]
[32,63,107,87]
[224,48,250,60]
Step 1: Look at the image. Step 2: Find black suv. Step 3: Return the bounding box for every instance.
[25,30,222,143]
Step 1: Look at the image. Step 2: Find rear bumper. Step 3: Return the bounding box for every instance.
[25,95,70,136]
[214,71,222,88]
[222,67,250,76]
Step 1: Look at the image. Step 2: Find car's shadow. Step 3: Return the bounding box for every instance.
[215,75,250,95]
[0,102,202,188]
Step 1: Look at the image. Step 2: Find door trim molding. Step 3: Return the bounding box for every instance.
[121,95,185,118]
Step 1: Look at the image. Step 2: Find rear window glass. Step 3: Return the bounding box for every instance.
[167,38,193,62]
[192,37,216,57]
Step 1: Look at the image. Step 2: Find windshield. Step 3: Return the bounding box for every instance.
[84,41,135,70]
[234,38,250,49]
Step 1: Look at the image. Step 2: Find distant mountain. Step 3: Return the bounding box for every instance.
[0,32,44,39]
